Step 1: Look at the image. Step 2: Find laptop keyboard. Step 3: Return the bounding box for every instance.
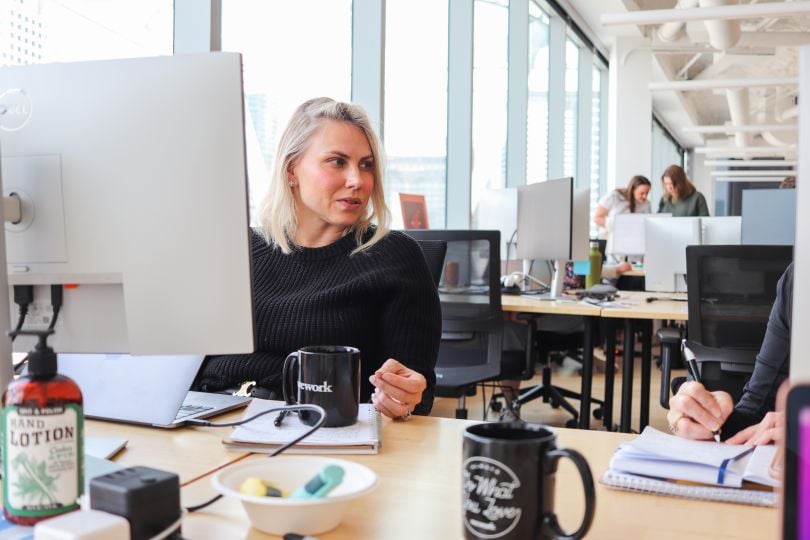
[174,403,214,421]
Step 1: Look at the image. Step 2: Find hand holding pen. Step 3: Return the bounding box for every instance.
[665,340,734,442]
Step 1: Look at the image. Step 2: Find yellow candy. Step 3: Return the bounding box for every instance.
[239,476,283,497]
[239,477,269,497]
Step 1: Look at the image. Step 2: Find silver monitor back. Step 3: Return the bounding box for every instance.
[516,177,589,262]
[644,217,701,292]
[701,216,742,245]
[0,52,255,357]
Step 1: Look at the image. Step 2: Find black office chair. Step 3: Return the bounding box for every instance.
[412,238,447,287]
[659,245,793,408]
[405,229,504,419]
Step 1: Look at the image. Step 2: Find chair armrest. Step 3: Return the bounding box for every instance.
[657,327,682,409]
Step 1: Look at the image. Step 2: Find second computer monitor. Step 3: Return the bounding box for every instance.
[644,217,701,292]
[610,213,670,257]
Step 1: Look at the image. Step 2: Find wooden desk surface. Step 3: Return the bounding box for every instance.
[600,290,689,321]
[500,294,602,316]
[178,416,777,539]
[86,416,250,485]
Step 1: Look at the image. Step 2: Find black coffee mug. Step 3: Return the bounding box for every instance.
[462,422,595,540]
[282,345,361,428]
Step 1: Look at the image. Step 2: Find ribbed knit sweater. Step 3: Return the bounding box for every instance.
[194,228,442,414]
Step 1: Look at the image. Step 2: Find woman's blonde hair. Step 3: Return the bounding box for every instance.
[256,97,390,254]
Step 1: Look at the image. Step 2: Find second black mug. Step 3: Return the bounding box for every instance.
[282,345,361,427]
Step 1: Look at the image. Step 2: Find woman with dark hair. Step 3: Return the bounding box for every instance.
[658,164,710,217]
[593,174,652,228]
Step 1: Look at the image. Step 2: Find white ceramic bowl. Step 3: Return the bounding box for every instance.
[211,456,379,536]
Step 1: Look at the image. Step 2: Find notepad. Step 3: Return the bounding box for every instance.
[223,399,381,455]
[600,470,777,507]
[608,427,779,488]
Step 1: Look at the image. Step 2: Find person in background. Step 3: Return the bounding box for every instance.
[593,174,652,229]
[779,175,796,189]
[193,97,441,419]
[666,262,792,445]
[658,164,710,217]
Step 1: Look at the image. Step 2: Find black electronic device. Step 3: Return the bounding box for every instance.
[783,384,810,540]
[90,466,181,540]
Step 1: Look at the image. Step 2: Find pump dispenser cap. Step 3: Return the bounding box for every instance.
[10,329,57,377]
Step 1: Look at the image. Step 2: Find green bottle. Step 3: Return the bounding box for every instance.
[586,241,602,289]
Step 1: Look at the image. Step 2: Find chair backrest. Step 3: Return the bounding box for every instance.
[404,230,503,390]
[413,239,447,287]
[685,244,792,401]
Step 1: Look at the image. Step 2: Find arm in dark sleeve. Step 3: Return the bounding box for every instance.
[722,264,793,438]
[696,192,710,216]
[193,352,286,396]
[378,236,442,415]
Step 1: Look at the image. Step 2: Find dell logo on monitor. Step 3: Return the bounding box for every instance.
[0,89,32,132]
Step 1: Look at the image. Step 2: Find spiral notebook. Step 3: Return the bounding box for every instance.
[600,470,777,507]
[223,399,381,454]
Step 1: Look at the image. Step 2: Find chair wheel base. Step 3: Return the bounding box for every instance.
[565,419,579,429]
[490,401,503,413]
[593,408,603,420]
[455,409,468,419]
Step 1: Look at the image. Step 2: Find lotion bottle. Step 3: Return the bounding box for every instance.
[2,331,83,525]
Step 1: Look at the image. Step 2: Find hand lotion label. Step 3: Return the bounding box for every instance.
[1,403,83,519]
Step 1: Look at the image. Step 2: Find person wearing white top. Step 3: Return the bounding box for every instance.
[594,175,652,266]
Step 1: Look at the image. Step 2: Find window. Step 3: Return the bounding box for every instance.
[526,2,549,184]
[470,0,508,215]
[563,37,579,179]
[0,0,172,66]
[384,0,449,228]
[222,0,352,220]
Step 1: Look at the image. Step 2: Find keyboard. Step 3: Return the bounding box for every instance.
[174,403,214,421]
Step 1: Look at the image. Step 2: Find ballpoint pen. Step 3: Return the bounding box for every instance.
[682,339,721,443]
[274,409,288,427]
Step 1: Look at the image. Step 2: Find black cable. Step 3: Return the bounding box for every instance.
[9,285,34,342]
[48,285,63,332]
[183,404,326,513]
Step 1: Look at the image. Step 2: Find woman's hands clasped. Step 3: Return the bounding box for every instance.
[369,358,427,420]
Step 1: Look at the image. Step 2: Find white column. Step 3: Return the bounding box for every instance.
[607,37,652,192]
[506,0,529,188]
[446,0,474,228]
[576,47,593,190]
[174,0,221,53]
[791,46,810,382]
[352,0,385,133]
[547,15,566,179]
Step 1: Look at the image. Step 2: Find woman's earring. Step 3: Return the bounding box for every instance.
[288,180,296,187]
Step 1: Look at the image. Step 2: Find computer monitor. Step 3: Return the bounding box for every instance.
[0,53,255,390]
[609,213,671,257]
[516,178,589,296]
[741,188,797,246]
[701,216,742,245]
[644,217,701,292]
[473,187,517,261]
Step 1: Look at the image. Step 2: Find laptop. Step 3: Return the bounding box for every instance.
[54,353,251,428]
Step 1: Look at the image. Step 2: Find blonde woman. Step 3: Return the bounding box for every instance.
[194,98,441,419]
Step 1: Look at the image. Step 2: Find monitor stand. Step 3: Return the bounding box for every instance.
[520,259,565,300]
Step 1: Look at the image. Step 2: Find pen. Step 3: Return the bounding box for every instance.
[274,410,288,427]
[682,340,721,443]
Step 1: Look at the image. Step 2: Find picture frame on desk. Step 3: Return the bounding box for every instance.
[399,193,429,229]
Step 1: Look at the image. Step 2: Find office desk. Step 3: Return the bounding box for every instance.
[86,417,250,485]
[178,416,777,539]
[501,295,603,429]
[601,291,688,432]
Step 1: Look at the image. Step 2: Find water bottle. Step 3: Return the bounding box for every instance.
[585,241,602,289]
